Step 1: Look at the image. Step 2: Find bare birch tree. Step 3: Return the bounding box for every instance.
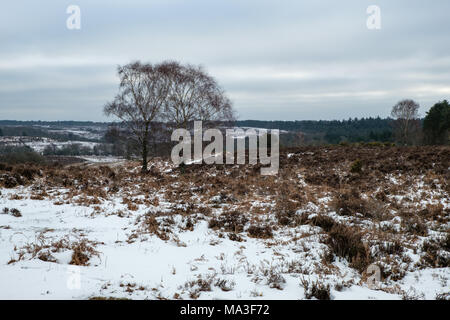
[105,61,235,171]
[104,62,172,172]
[163,63,235,129]
[391,99,421,145]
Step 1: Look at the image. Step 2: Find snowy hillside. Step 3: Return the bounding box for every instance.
[0,146,449,300]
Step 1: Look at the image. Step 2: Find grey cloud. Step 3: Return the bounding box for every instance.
[0,0,449,121]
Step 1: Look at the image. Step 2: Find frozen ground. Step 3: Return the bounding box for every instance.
[0,147,449,300]
[0,187,447,300]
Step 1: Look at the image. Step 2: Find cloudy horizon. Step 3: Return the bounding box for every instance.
[1,0,449,121]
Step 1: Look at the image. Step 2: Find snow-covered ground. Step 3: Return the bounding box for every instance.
[47,128,104,141]
[0,136,100,153]
[0,153,448,300]
[78,156,126,164]
[0,190,411,300]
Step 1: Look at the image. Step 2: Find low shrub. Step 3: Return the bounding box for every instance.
[0,146,45,164]
[310,214,335,232]
[300,278,331,300]
[331,189,368,216]
[208,210,248,233]
[350,159,363,174]
[326,223,371,272]
[141,214,170,241]
[402,215,428,237]
[418,239,450,268]
[70,239,99,266]
[247,225,273,239]
[275,198,298,226]
[10,208,22,217]
[378,240,404,256]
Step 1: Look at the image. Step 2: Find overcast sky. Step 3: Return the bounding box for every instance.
[0,0,449,121]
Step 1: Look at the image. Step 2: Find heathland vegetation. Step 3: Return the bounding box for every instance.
[0,144,448,299]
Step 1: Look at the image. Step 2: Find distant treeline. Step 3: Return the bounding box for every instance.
[0,125,99,142]
[236,117,392,132]
[236,117,396,145]
[1,118,394,145]
[2,114,447,148]
[0,120,110,127]
[42,143,107,157]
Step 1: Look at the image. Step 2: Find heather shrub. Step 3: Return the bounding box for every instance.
[326,223,371,272]
[208,210,248,233]
[300,278,331,300]
[350,159,363,173]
